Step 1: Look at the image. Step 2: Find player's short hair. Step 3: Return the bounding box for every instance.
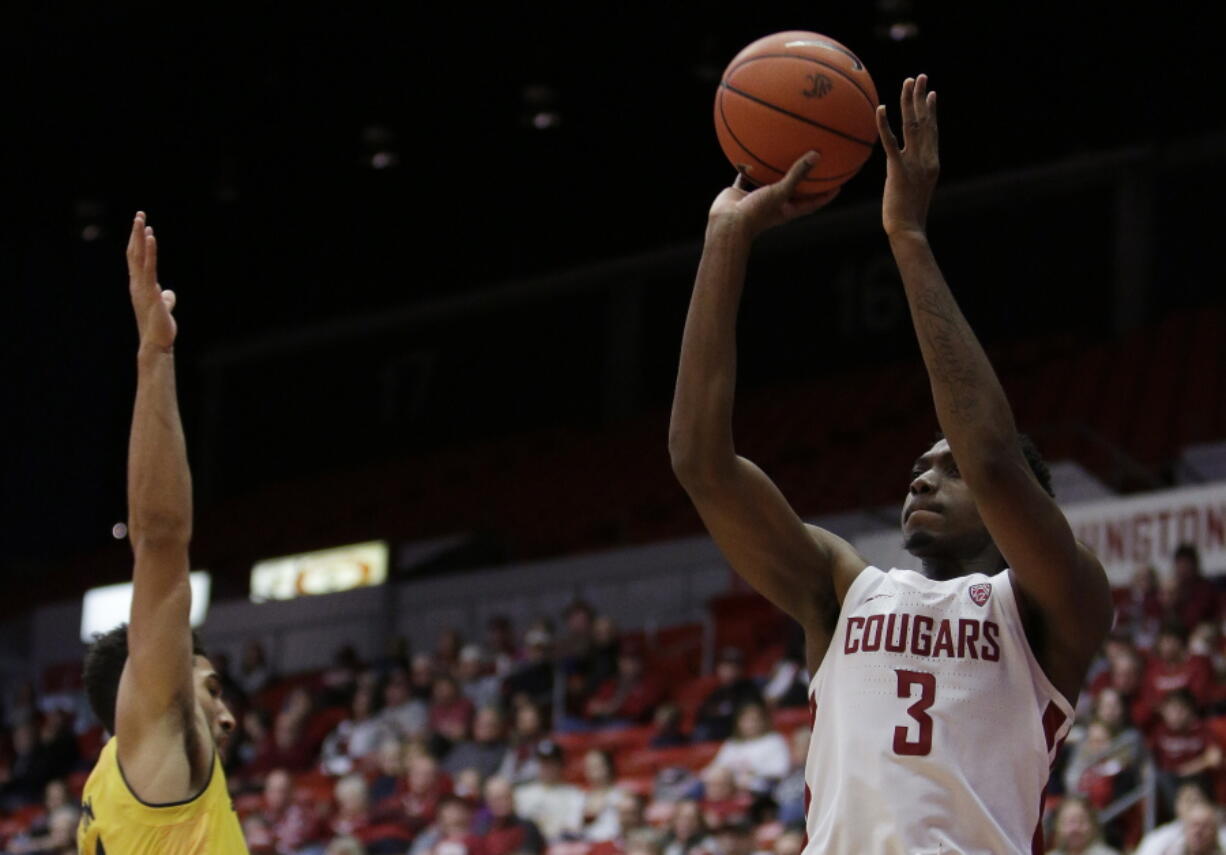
[83,623,208,734]
[934,432,1054,497]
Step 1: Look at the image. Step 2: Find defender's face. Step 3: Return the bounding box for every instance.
[900,439,993,560]
[194,656,235,754]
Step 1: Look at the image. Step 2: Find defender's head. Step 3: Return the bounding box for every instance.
[83,624,235,752]
[900,434,1053,566]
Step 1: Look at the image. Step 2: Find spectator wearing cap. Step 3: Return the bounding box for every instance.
[458,645,502,711]
[707,702,789,794]
[499,702,549,784]
[504,626,556,712]
[512,740,586,841]
[476,775,546,855]
[410,794,489,855]
[585,639,663,726]
[445,706,512,781]
[692,648,764,743]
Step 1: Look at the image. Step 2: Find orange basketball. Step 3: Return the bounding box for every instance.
[715,31,879,193]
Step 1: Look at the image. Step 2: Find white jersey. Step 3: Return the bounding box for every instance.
[803,566,1072,855]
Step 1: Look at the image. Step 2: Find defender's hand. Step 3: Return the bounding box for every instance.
[876,74,940,237]
[127,212,177,352]
[708,153,840,241]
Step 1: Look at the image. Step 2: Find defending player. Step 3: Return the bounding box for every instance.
[669,75,1113,854]
[77,213,248,854]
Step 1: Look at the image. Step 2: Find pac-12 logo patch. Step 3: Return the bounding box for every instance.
[969,583,992,607]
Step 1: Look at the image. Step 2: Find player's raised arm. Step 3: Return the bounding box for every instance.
[115,213,204,792]
[669,159,865,656]
[875,77,1112,695]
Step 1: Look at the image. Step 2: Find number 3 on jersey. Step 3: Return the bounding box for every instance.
[894,669,935,756]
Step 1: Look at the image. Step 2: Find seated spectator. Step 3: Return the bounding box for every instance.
[693,649,763,743]
[581,749,622,841]
[239,640,273,698]
[457,646,502,711]
[326,837,368,855]
[486,616,518,678]
[365,739,406,803]
[1144,621,1213,716]
[236,708,272,771]
[649,704,689,749]
[249,711,315,775]
[499,702,549,784]
[380,666,429,740]
[504,628,555,712]
[411,653,439,702]
[453,767,483,802]
[1091,647,1148,729]
[1046,795,1120,855]
[331,774,374,840]
[513,740,585,841]
[1064,719,1141,810]
[709,820,755,855]
[430,675,476,746]
[1180,803,1224,855]
[321,683,389,776]
[1134,782,1226,855]
[588,616,622,692]
[662,799,712,855]
[1116,565,1163,649]
[707,702,789,794]
[321,644,363,707]
[760,638,808,710]
[0,716,78,810]
[410,794,488,855]
[247,768,328,854]
[772,826,806,855]
[589,791,650,855]
[1150,690,1222,820]
[699,766,751,830]
[772,729,810,826]
[374,753,451,835]
[623,829,666,855]
[1172,544,1220,632]
[20,778,71,840]
[476,775,545,855]
[445,706,510,781]
[437,630,466,675]
[585,641,663,726]
[5,803,79,855]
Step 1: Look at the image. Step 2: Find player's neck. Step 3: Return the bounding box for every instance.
[919,546,1005,581]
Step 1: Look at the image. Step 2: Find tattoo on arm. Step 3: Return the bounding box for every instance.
[913,284,983,420]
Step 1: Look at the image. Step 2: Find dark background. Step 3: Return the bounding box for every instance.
[3,4,1224,588]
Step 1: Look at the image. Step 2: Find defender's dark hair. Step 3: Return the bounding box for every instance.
[934,432,1054,498]
[83,623,208,734]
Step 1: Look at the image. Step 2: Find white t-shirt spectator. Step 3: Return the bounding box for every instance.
[514,781,586,841]
[709,732,790,791]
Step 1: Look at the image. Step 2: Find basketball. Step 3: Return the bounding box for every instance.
[715,31,879,193]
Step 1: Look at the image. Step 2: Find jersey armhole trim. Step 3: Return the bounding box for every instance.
[115,748,218,809]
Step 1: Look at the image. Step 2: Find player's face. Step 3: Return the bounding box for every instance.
[194,657,235,754]
[900,439,994,561]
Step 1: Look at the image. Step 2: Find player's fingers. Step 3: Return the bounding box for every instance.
[778,151,818,197]
[899,77,917,147]
[143,228,157,283]
[127,213,144,266]
[876,105,900,158]
[914,74,928,118]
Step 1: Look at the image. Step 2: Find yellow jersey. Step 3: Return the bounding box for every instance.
[77,737,249,854]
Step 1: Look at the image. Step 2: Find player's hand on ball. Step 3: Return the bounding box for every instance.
[126,212,178,352]
[708,153,840,240]
[877,74,940,237]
